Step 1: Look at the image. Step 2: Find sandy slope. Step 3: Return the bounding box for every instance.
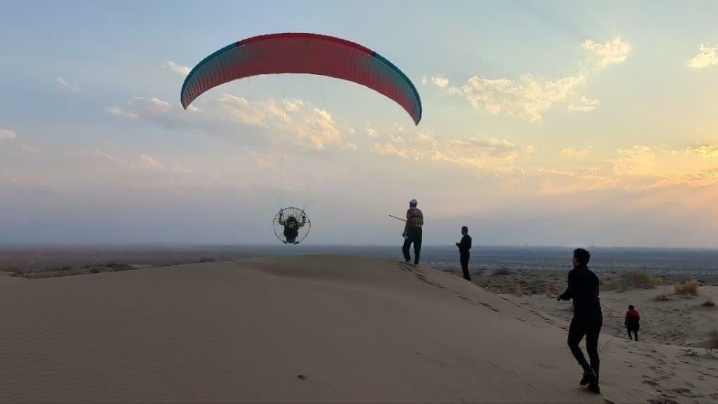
[501,286,718,349]
[1,255,717,403]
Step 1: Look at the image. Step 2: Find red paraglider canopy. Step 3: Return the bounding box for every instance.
[180,32,423,125]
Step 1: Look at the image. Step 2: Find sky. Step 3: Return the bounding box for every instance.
[1,0,717,248]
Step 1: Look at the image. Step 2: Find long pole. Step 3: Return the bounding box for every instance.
[389,214,406,222]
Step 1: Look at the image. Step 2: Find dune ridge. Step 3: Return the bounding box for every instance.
[1,255,716,403]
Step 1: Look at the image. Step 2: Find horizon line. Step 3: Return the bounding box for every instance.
[1,242,717,252]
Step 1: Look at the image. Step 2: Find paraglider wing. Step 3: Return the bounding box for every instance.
[180,32,423,125]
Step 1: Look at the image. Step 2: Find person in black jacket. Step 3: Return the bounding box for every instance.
[455,226,472,281]
[557,248,603,394]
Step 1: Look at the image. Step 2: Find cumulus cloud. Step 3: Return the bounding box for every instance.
[0,129,17,140]
[687,144,718,158]
[462,74,587,123]
[430,75,450,88]
[685,44,718,69]
[57,77,80,93]
[568,96,600,112]
[370,127,525,176]
[107,95,355,152]
[427,74,463,96]
[581,36,632,69]
[165,61,191,76]
[432,36,631,123]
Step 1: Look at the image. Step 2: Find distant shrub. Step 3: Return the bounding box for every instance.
[702,296,715,308]
[199,257,217,263]
[675,280,700,296]
[624,271,663,288]
[605,271,663,292]
[544,284,558,298]
[494,267,512,276]
[514,284,523,297]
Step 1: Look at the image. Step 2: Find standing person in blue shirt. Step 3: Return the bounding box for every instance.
[456,226,472,281]
[402,199,424,265]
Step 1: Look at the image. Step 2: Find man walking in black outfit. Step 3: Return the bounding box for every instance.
[456,226,472,281]
[558,248,603,394]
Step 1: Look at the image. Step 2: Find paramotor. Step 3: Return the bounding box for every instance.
[273,207,312,245]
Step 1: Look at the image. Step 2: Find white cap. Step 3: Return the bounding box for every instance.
[409,198,417,205]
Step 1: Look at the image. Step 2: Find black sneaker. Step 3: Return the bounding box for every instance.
[588,381,601,394]
[580,369,596,386]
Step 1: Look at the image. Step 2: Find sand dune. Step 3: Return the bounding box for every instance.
[502,285,718,348]
[1,255,717,403]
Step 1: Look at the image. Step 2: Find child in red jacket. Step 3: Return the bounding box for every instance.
[625,305,640,341]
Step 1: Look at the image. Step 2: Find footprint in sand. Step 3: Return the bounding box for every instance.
[643,379,660,387]
[669,387,703,399]
[648,396,679,404]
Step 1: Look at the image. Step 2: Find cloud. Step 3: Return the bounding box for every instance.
[140,155,163,170]
[434,36,631,123]
[530,143,718,193]
[73,148,132,167]
[462,74,587,123]
[72,149,165,173]
[560,146,592,158]
[21,145,44,154]
[687,144,718,158]
[165,61,191,76]
[430,75,450,88]
[57,77,80,93]
[107,94,355,152]
[685,44,718,69]
[649,169,718,189]
[0,129,17,140]
[366,128,379,139]
[370,128,525,176]
[105,106,138,118]
[568,96,600,112]
[581,36,632,69]
[427,74,463,96]
[609,145,657,177]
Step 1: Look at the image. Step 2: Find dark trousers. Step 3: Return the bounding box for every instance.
[627,328,638,341]
[284,227,298,243]
[567,315,602,381]
[402,227,422,264]
[460,251,470,280]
